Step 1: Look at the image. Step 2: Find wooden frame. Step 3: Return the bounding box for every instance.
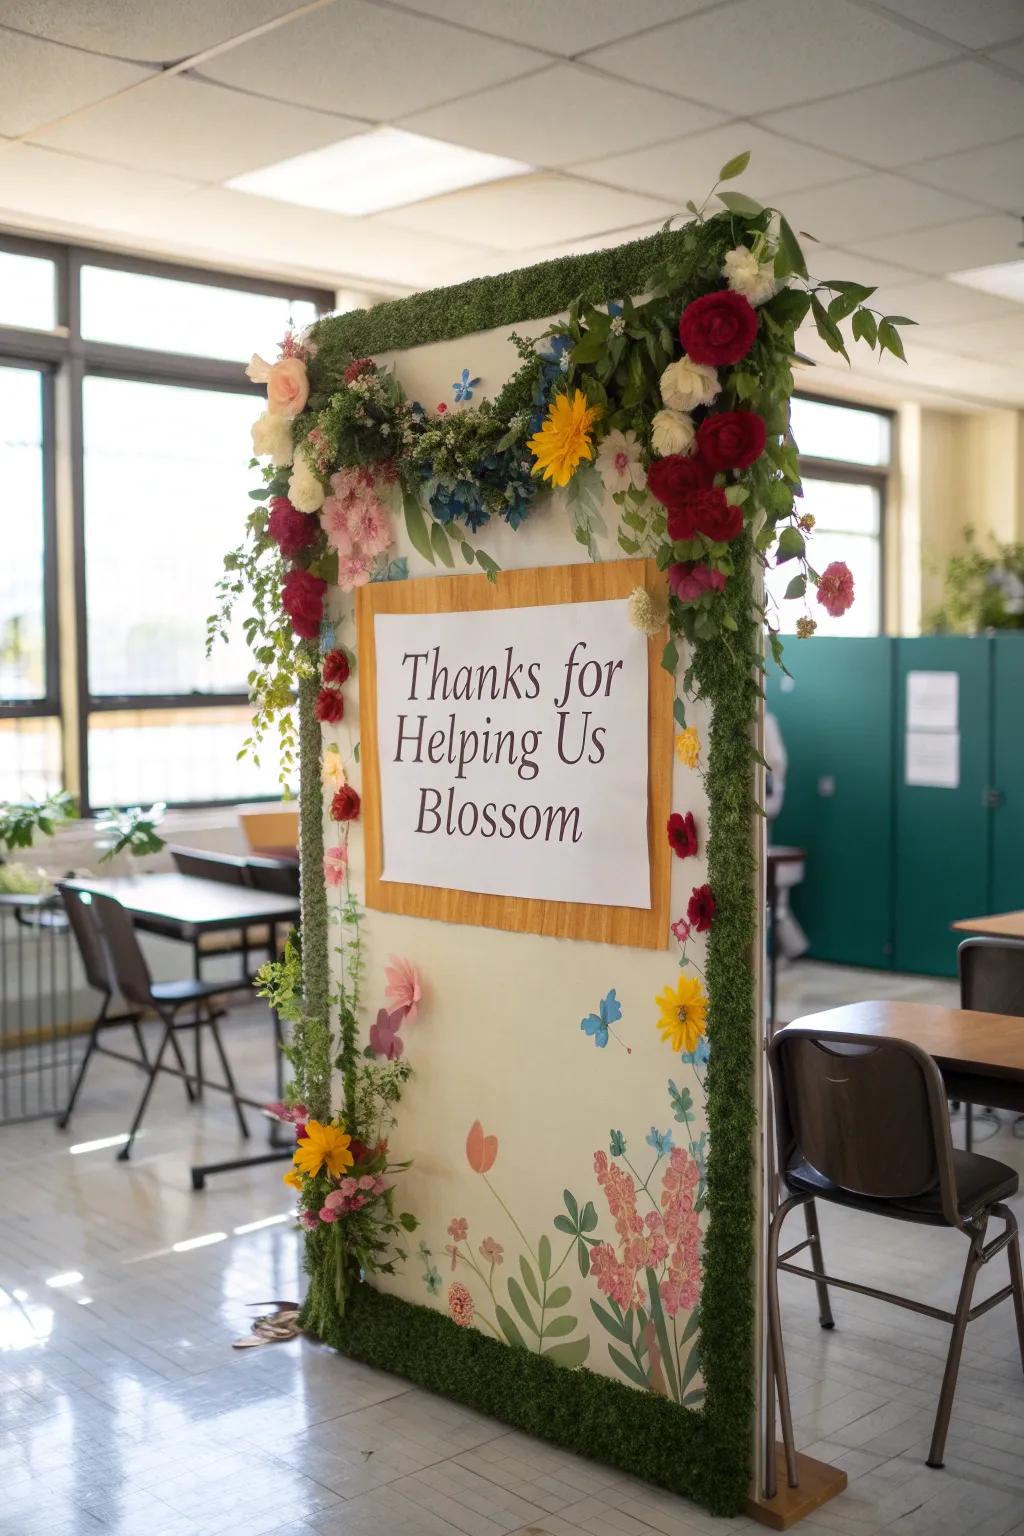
[356,556,672,949]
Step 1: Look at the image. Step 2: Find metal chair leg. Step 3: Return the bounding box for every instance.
[1002,1207,1024,1376]
[207,1013,250,1140]
[194,1011,204,1099]
[118,1023,172,1160]
[167,1029,196,1102]
[58,993,114,1129]
[965,1103,973,1153]
[803,1199,835,1330]
[766,1194,805,1494]
[928,1222,987,1468]
[130,1018,149,1068]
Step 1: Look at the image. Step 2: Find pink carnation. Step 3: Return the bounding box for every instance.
[349,497,393,556]
[323,844,348,888]
[668,561,727,604]
[337,553,373,592]
[338,1177,358,1197]
[320,496,356,555]
[816,560,855,618]
[299,1211,319,1229]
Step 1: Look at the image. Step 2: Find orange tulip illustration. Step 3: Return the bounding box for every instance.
[466,1120,498,1174]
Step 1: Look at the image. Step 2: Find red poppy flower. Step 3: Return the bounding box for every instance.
[687,884,716,932]
[322,649,351,686]
[679,291,758,366]
[667,811,698,860]
[697,410,767,471]
[330,785,361,822]
[314,687,344,724]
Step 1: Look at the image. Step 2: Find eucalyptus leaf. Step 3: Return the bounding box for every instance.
[429,520,455,568]
[403,489,435,565]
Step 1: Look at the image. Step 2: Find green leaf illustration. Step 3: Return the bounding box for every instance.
[590,1297,630,1343]
[608,1344,649,1389]
[507,1276,540,1335]
[519,1255,540,1304]
[579,1200,598,1233]
[576,1240,590,1278]
[553,1215,576,1236]
[546,1285,572,1311]
[544,1336,590,1368]
[403,489,435,565]
[646,1268,680,1402]
[562,1189,579,1225]
[494,1305,528,1350]
[542,1313,577,1339]
[538,1235,552,1280]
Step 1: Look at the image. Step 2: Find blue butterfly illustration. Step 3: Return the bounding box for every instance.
[452,367,481,402]
[580,988,622,1049]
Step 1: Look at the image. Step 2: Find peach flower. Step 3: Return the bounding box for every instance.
[246,353,309,418]
[466,1120,498,1174]
[384,955,422,1021]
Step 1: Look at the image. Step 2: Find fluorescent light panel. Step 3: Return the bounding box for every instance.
[949,260,1024,305]
[228,127,533,216]
[45,1271,83,1289]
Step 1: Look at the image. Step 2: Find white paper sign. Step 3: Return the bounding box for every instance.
[905,730,960,789]
[374,597,650,908]
[907,670,958,732]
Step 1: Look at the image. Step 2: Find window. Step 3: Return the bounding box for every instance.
[766,395,891,638]
[0,236,331,812]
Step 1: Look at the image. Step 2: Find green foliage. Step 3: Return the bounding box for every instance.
[0,790,75,853]
[926,528,1024,634]
[95,802,165,862]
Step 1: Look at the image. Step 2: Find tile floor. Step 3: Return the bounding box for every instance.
[2,963,1023,1535]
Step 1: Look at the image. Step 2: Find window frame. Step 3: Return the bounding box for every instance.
[0,232,333,813]
[792,390,894,639]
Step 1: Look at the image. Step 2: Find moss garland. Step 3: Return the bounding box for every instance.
[296,661,331,1119]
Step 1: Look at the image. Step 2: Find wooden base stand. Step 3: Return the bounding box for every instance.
[745,1447,848,1530]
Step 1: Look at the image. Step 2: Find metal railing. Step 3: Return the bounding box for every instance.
[0,891,76,1124]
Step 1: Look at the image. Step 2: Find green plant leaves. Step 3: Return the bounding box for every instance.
[717,150,750,182]
[403,488,435,565]
[776,527,806,564]
[878,318,907,361]
[852,309,877,348]
[783,574,806,600]
[507,1275,539,1334]
[775,216,808,280]
[662,639,679,675]
[430,520,455,567]
[717,189,764,216]
[538,1234,552,1280]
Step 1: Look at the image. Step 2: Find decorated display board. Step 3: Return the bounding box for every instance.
[219,158,907,1519]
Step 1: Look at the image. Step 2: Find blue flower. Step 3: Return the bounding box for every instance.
[580,988,622,1049]
[425,1266,442,1295]
[609,1129,627,1157]
[452,367,481,402]
[646,1126,675,1156]
[681,1037,710,1068]
[692,1131,708,1184]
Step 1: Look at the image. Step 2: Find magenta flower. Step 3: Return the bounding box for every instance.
[671,917,692,945]
[369,1007,404,1059]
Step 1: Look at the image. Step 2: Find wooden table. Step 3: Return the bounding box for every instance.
[953,911,1024,942]
[787,999,1024,1114]
[63,873,300,1186]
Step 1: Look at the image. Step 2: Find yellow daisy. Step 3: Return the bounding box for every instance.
[282,1168,303,1191]
[674,727,701,769]
[528,390,602,488]
[655,974,708,1055]
[292,1120,353,1180]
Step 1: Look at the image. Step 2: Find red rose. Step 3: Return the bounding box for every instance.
[322,649,351,686]
[817,560,855,618]
[347,1137,372,1166]
[679,291,758,366]
[267,496,318,558]
[281,567,326,640]
[691,488,743,543]
[667,811,698,860]
[697,410,767,471]
[668,562,727,603]
[647,454,713,513]
[315,687,344,723]
[687,883,716,932]
[330,785,361,823]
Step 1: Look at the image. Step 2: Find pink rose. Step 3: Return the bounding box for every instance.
[816,560,855,618]
[267,357,309,418]
[668,561,727,604]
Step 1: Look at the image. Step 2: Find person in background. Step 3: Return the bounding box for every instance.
[765,711,808,959]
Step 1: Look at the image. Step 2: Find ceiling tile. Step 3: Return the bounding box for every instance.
[868,278,1023,325]
[573,122,861,201]
[849,214,1021,274]
[0,30,153,137]
[906,136,1024,211]
[760,173,982,245]
[761,60,1024,164]
[372,174,674,252]
[993,37,1024,75]
[869,0,1024,50]
[197,0,546,118]
[0,2,304,62]
[0,142,195,229]
[911,312,1024,363]
[800,244,925,288]
[392,0,703,55]
[579,0,955,115]
[28,76,362,183]
[400,63,723,169]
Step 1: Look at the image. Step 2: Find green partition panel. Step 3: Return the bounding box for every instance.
[893,637,991,977]
[767,638,894,968]
[992,635,1024,916]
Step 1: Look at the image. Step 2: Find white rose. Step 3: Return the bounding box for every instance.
[287,456,325,513]
[722,246,778,306]
[651,409,696,458]
[251,410,294,466]
[660,357,719,412]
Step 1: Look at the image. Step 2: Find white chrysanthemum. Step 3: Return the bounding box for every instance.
[595,429,646,494]
[287,455,326,513]
[651,409,696,458]
[660,357,719,412]
[722,245,778,306]
[251,410,294,466]
[627,586,667,636]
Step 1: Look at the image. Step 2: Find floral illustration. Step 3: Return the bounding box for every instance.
[580,988,629,1051]
[656,974,708,1055]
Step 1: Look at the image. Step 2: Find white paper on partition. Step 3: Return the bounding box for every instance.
[905,730,960,789]
[373,597,651,908]
[906,670,959,732]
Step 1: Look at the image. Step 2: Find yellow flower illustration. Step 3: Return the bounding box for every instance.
[292,1120,353,1180]
[322,746,345,790]
[282,1168,303,1190]
[674,727,701,768]
[656,974,708,1055]
[527,390,602,488]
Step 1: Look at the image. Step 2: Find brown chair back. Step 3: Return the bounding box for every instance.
[88,891,155,1011]
[169,846,251,886]
[959,937,1024,1018]
[769,1025,961,1227]
[59,883,114,996]
[246,856,300,898]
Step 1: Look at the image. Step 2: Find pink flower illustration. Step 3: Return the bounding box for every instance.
[589,1145,702,1318]
[369,1007,404,1060]
[671,917,691,945]
[385,956,422,1021]
[445,1244,460,1271]
[479,1237,504,1266]
[447,1217,469,1242]
[448,1281,474,1327]
[323,844,348,888]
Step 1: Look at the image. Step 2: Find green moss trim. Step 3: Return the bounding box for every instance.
[300,231,760,1518]
[297,662,332,1120]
